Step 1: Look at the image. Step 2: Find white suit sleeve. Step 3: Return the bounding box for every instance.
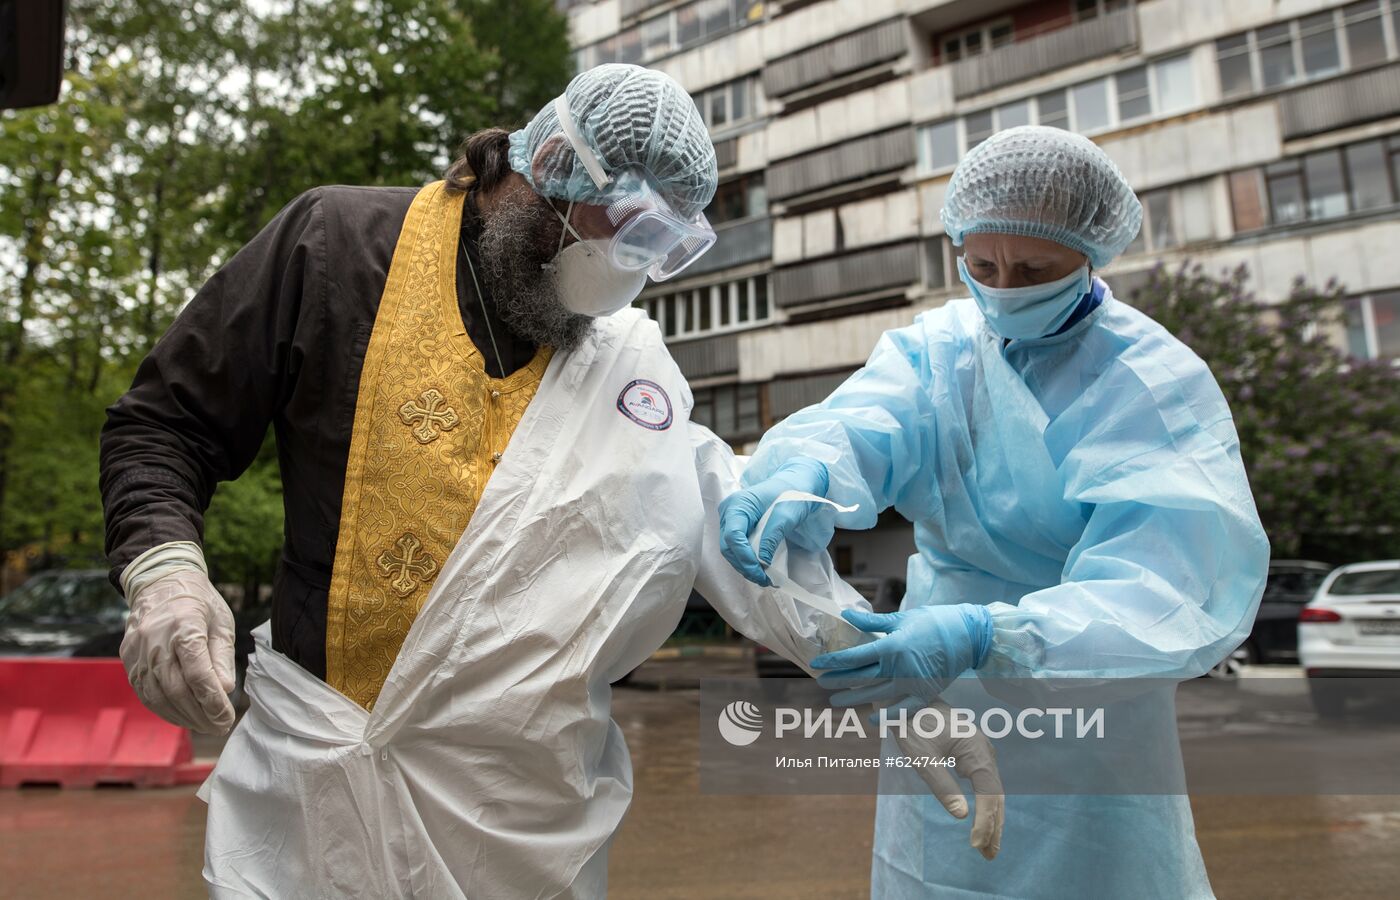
[689,422,873,674]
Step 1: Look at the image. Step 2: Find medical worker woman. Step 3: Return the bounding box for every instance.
[719,126,1270,899]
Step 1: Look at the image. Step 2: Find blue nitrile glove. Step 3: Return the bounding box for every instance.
[811,604,994,706]
[718,458,830,587]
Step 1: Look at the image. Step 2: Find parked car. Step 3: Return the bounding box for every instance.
[753,574,905,679]
[0,569,271,700]
[1205,560,1335,679]
[0,570,128,657]
[1298,560,1400,718]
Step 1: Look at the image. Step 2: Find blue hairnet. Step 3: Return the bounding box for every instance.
[508,64,718,220]
[940,126,1142,268]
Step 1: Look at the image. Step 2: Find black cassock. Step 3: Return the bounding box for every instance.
[99,185,536,679]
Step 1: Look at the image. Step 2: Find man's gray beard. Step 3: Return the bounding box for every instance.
[476,185,592,354]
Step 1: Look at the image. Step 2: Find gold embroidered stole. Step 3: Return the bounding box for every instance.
[324,180,550,710]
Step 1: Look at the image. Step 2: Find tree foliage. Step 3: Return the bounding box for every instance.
[1128,264,1400,563]
[0,0,571,588]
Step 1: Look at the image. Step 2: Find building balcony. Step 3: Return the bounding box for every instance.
[772,241,921,310]
[948,7,1138,99]
[1279,62,1400,140]
[762,18,908,100]
[767,127,915,203]
[669,332,740,380]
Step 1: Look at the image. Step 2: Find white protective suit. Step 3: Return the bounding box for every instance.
[198,310,918,897]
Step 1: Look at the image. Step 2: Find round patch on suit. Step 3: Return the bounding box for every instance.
[617,379,673,431]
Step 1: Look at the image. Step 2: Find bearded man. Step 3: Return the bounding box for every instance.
[100,65,1002,897]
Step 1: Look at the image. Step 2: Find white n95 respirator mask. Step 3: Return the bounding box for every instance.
[545,201,647,318]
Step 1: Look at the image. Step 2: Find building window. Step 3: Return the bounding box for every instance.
[939,18,1014,63]
[1074,0,1132,21]
[1299,11,1342,78]
[706,174,766,225]
[1265,159,1307,224]
[1214,2,1400,100]
[1231,133,1400,232]
[919,119,960,170]
[1037,89,1069,129]
[575,0,765,70]
[1216,34,1253,97]
[998,99,1031,129]
[677,5,702,45]
[1345,1,1389,68]
[642,15,673,60]
[1115,66,1150,121]
[1124,180,1216,256]
[1346,140,1392,211]
[1071,79,1111,132]
[697,0,731,41]
[691,382,764,441]
[1344,290,1400,360]
[965,109,994,149]
[1151,54,1195,114]
[1304,150,1348,219]
[1257,23,1298,89]
[641,275,774,340]
[695,76,760,132]
[922,237,957,290]
[916,54,1195,172]
[616,28,643,66]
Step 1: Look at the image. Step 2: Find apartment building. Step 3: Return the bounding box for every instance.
[562,0,1400,578]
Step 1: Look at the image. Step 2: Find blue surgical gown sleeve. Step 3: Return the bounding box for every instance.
[744,322,940,550]
[980,404,1271,680]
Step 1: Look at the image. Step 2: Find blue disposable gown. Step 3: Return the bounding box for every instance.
[743,280,1269,899]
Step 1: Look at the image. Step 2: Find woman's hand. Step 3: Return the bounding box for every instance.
[717,458,829,586]
[811,604,994,705]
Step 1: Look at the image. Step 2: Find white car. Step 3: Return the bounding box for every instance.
[1298,560,1400,718]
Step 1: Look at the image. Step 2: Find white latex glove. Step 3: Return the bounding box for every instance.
[892,699,1005,860]
[120,557,236,735]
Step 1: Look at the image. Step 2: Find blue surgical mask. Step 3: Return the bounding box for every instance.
[957,257,1091,340]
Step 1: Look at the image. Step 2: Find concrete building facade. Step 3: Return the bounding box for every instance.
[561,0,1400,578]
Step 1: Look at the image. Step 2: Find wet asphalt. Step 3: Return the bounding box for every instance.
[1,654,1396,899]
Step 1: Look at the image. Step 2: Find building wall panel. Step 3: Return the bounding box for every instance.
[1100,103,1281,192]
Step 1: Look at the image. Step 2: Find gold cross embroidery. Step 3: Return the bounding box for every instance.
[398,388,460,444]
[376,532,438,596]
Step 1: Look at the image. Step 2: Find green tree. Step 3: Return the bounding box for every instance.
[1128,264,1400,563]
[0,61,137,553]
[223,0,483,232]
[0,0,573,588]
[463,0,573,128]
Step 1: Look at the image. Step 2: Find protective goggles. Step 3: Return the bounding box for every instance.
[552,97,716,281]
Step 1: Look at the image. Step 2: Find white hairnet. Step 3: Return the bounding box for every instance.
[508,64,718,220]
[940,126,1142,268]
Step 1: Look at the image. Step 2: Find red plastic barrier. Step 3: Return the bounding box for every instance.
[0,658,215,788]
